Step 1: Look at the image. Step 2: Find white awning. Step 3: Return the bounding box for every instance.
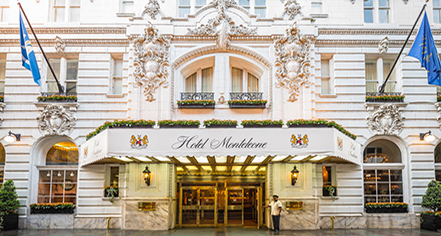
[80,127,361,167]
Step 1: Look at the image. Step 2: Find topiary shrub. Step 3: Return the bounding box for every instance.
[422,180,441,214]
[0,180,20,215]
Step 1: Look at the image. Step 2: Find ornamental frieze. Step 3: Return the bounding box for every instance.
[366,104,405,135]
[283,0,302,20]
[274,22,316,102]
[133,24,170,102]
[37,105,76,135]
[142,0,160,19]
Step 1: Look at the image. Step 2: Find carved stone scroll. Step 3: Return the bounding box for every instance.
[366,104,405,135]
[37,105,76,135]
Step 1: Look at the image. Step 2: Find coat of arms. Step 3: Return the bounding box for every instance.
[83,147,88,159]
[130,135,149,149]
[337,137,343,151]
[290,134,309,148]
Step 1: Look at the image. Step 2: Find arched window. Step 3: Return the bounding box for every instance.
[38,141,78,204]
[363,139,403,205]
[435,143,441,181]
[0,143,4,187]
[231,68,259,92]
[184,67,213,92]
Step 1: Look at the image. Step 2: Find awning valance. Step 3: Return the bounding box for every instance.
[80,127,361,167]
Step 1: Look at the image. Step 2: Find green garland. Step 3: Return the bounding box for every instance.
[438,95,441,102]
[241,119,283,126]
[365,202,408,209]
[365,94,405,102]
[158,120,201,127]
[228,99,267,105]
[86,119,156,140]
[0,95,3,102]
[37,95,77,102]
[177,100,215,106]
[286,119,357,140]
[204,119,237,127]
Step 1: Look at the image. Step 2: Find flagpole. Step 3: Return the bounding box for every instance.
[378,2,428,94]
[17,2,64,94]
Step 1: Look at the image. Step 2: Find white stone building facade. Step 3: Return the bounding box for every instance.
[0,0,440,230]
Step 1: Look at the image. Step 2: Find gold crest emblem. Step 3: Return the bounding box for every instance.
[291,134,309,148]
[130,135,149,149]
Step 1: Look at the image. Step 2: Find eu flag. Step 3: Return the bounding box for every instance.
[19,11,41,86]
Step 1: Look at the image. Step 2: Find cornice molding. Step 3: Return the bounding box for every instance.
[0,27,126,35]
[318,28,422,35]
[0,39,129,45]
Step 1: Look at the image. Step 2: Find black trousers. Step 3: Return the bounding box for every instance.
[272,215,280,230]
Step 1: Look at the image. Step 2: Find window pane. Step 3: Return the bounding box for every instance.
[52,183,65,197]
[196,0,206,6]
[55,0,66,6]
[391,196,403,202]
[239,0,250,6]
[311,3,322,14]
[185,73,197,92]
[377,170,389,182]
[69,0,80,6]
[365,62,376,81]
[201,67,213,92]
[390,170,402,182]
[46,142,79,165]
[39,170,52,183]
[122,1,134,13]
[364,0,373,6]
[114,59,123,77]
[64,196,76,204]
[69,7,80,22]
[378,195,390,202]
[364,170,376,182]
[38,196,52,203]
[323,166,332,186]
[377,183,389,195]
[434,9,441,24]
[66,59,78,81]
[55,8,65,22]
[379,9,389,23]
[38,184,51,196]
[231,68,243,92]
[379,0,389,7]
[321,78,330,95]
[364,183,376,195]
[113,78,123,94]
[110,167,119,188]
[255,0,266,6]
[248,73,259,92]
[255,8,266,18]
[0,59,6,81]
[52,170,64,183]
[365,196,376,204]
[47,59,61,82]
[66,82,77,94]
[0,7,9,22]
[179,0,191,5]
[65,170,77,182]
[436,170,441,181]
[364,9,373,23]
[321,59,330,77]
[435,0,441,7]
[48,82,58,93]
[179,7,190,17]
[391,183,402,195]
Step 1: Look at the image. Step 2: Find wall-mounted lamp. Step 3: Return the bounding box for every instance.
[291,165,299,186]
[420,130,436,142]
[4,131,21,143]
[143,166,151,186]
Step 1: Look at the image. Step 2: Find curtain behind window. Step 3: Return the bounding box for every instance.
[201,67,213,92]
[231,68,243,92]
[248,73,259,92]
[185,73,197,92]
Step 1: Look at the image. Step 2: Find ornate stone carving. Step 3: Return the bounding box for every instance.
[133,23,170,102]
[54,36,65,53]
[350,0,355,4]
[187,0,257,50]
[274,22,316,102]
[284,0,302,20]
[142,0,160,19]
[366,104,405,135]
[403,0,408,4]
[37,105,76,135]
[378,36,389,54]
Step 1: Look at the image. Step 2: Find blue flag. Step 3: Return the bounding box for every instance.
[19,11,41,86]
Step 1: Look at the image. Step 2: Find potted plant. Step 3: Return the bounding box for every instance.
[158,120,200,128]
[420,180,441,231]
[177,100,215,109]
[104,186,119,204]
[0,180,20,230]
[241,120,283,128]
[365,94,405,103]
[37,95,77,103]
[323,185,337,200]
[228,99,267,108]
[204,119,237,128]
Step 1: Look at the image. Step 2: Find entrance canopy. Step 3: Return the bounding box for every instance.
[80,127,361,168]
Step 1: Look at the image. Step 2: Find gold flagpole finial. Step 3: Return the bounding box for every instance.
[427,0,430,3]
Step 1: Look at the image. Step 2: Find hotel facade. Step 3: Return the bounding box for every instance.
[0,0,440,230]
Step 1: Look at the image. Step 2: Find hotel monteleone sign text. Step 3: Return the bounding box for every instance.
[172,135,268,150]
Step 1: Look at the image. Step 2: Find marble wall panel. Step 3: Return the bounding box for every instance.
[279,200,318,230]
[26,214,74,229]
[73,217,121,229]
[123,200,170,230]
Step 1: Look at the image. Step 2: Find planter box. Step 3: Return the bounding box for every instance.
[366,99,403,103]
[159,125,199,128]
[229,103,266,109]
[205,124,237,128]
[1,214,18,231]
[30,208,75,214]
[322,187,337,197]
[365,207,408,214]
[289,124,329,128]
[243,124,283,128]
[109,125,154,129]
[178,104,215,109]
[104,189,119,198]
[37,99,77,103]
[421,214,441,231]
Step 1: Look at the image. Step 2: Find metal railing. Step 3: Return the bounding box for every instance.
[40,92,77,97]
[229,92,263,100]
[180,92,214,101]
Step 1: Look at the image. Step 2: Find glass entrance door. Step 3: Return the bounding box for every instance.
[179,186,217,227]
[225,187,261,228]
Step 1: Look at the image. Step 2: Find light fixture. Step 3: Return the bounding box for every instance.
[57,171,61,177]
[420,130,436,142]
[70,172,74,177]
[143,166,151,186]
[4,131,21,143]
[291,165,299,186]
[47,171,50,177]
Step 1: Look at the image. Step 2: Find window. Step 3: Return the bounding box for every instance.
[0,0,9,22]
[231,67,259,92]
[364,0,389,23]
[365,58,396,94]
[323,166,332,186]
[121,0,134,13]
[38,141,78,204]
[435,143,441,181]
[111,57,123,95]
[239,0,266,18]
[184,67,213,92]
[363,140,401,163]
[179,0,191,17]
[52,0,80,22]
[46,57,78,94]
[108,166,119,188]
[311,0,322,15]
[321,59,330,95]
[0,55,5,94]
[0,143,4,188]
[364,169,403,204]
[195,0,206,10]
[434,0,441,23]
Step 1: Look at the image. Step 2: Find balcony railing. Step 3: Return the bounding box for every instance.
[366,92,404,103]
[180,92,214,101]
[229,92,263,100]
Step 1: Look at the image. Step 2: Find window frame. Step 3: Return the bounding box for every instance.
[44,56,79,95]
[434,0,441,23]
[364,0,390,24]
[0,0,9,23]
[365,57,398,94]
[110,56,124,95]
[52,0,80,23]
[36,167,78,204]
[238,0,266,18]
[320,56,333,95]
[363,167,404,204]
[0,54,6,94]
[230,67,260,93]
[183,66,214,92]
